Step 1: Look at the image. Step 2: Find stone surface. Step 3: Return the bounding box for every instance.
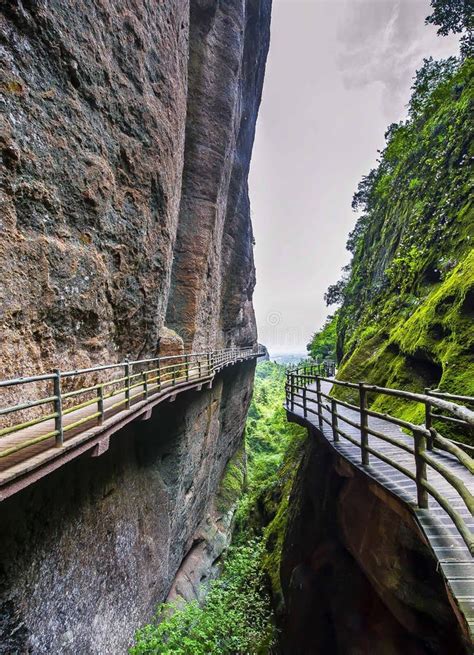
[0,0,270,381]
[0,0,271,652]
[165,0,270,350]
[156,326,184,358]
[0,363,255,654]
[279,435,470,654]
[0,0,189,379]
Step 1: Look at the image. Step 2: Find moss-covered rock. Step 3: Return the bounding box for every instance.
[216,445,246,514]
[261,434,306,612]
[330,57,474,442]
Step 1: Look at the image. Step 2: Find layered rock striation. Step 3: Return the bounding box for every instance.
[0,1,271,652]
[0,0,270,376]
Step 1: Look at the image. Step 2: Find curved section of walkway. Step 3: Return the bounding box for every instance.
[286,376,474,646]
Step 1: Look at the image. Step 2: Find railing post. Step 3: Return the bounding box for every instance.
[124,360,131,409]
[303,384,307,418]
[359,383,369,465]
[291,373,295,411]
[414,430,429,509]
[157,359,161,390]
[331,398,339,442]
[185,354,189,381]
[424,388,433,451]
[207,352,212,375]
[198,358,202,378]
[143,370,149,400]
[53,369,63,446]
[98,384,105,425]
[316,375,323,428]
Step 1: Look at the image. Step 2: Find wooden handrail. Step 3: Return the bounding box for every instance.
[285,365,474,556]
[0,346,266,461]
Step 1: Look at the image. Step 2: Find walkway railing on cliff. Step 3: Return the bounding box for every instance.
[0,346,265,464]
[285,362,474,556]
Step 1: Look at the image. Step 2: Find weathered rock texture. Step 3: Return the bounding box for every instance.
[0,363,255,654]
[0,0,270,377]
[1,0,189,375]
[279,432,470,655]
[165,0,267,349]
[0,0,271,652]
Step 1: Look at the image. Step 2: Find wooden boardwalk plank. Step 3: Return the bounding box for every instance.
[287,379,474,643]
[0,350,263,496]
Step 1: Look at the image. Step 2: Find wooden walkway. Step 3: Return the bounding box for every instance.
[287,379,474,645]
[0,348,264,500]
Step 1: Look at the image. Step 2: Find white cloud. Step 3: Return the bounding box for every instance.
[336,0,459,118]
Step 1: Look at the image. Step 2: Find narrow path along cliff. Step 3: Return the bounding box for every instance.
[1,1,473,654]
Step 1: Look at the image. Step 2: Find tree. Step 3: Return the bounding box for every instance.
[324,278,347,307]
[409,56,459,118]
[307,313,338,361]
[346,215,369,254]
[351,169,377,212]
[426,0,473,57]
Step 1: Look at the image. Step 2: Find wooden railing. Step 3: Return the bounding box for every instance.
[0,346,265,461]
[285,363,474,556]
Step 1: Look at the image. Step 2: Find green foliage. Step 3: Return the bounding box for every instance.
[324,277,348,306]
[331,56,473,353]
[131,362,307,653]
[409,57,459,118]
[235,362,307,609]
[241,362,306,501]
[426,0,473,57]
[385,246,425,292]
[306,312,338,361]
[130,540,275,655]
[326,56,474,443]
[216,446,246,514]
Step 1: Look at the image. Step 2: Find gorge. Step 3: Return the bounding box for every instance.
[0,1,473,654]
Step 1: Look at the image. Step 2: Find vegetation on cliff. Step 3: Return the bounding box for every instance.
[306,312,338,362]
[131,362,305,654]
[321,54,473,427]
[235,362,306,610]
[130,540,273,655]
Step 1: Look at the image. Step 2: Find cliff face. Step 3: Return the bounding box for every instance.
[0,0,269,376]
[165,0,266,349]
[0,363,255,654]
[1,0,189,373]
[331,58,473,426]
[0,1,271,652]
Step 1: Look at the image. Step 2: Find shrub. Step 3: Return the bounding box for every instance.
[130,540,275,655]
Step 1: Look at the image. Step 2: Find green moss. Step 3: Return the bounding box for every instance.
[335,251,474,439]
[261,435,306,608]
[217,446,246,514]
[325,57,474,444]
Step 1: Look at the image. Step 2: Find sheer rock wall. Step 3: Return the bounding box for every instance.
[0,1,271,652]
[0,0,270,376]
[0,363,255,654]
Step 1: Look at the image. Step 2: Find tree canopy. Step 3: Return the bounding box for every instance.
[426,0,473,57]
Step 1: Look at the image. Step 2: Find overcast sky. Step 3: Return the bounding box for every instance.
[249,0,459,355]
